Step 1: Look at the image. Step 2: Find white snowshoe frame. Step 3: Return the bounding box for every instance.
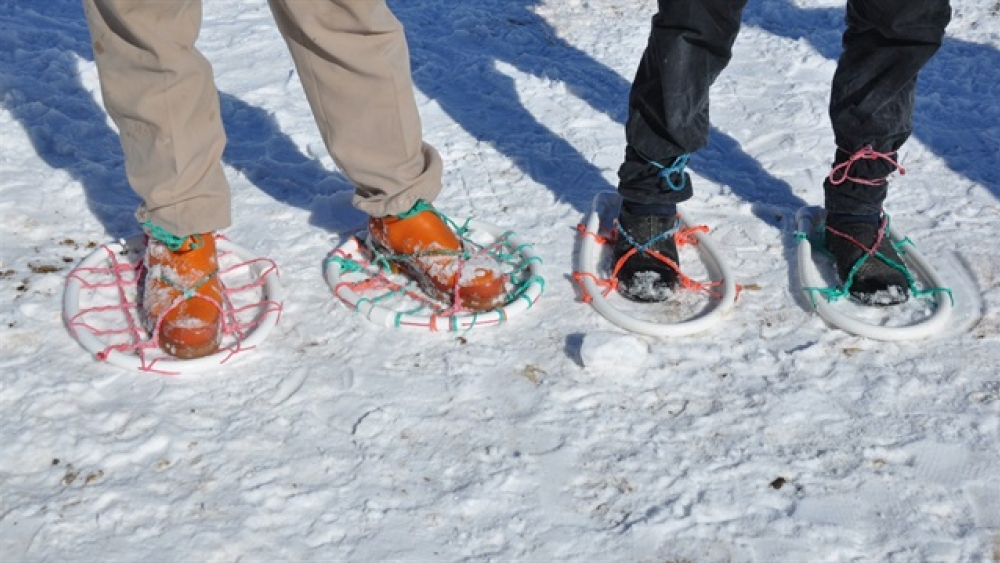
[575,192,738,336]
[795,206,953,341]
[63,236,284,375]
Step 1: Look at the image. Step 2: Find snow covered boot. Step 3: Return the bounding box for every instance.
[824,213,909,306]
[368,201,506,311]
[612,207,681,303]
[142,231,223,358]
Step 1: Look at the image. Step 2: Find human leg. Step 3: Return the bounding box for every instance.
[83,0,228,357]
[83,0,231,237]
[267,0,504,311]
[825,0,951,214]
[615,0,747,302]
[824,0,951,303]
[266,0,442,218]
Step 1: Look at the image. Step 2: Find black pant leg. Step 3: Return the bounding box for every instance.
[619,0,747,205]
[825,0,951,214]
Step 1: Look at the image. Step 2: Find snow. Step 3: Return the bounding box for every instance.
[578,331,648,371]
[2,0,999,560]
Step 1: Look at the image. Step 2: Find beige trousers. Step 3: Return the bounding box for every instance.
[83,0,443,237]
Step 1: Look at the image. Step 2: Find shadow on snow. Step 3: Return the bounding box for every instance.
[0,0,352,239]
[743,0,1000,201]
[2,0,994,243]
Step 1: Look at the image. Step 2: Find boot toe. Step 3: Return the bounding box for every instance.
[369,207,509,311]
[142,233,224,359]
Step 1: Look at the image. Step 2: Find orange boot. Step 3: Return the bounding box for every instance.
[142,233,223,359]
[368,203,507,311]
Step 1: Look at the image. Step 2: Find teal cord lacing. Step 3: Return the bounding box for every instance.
[634,150,691,192]
[799,215,953,305]
[615,219,680,254]
[141,221,204,251]
[332,200,543,316]
[154,268,220,300]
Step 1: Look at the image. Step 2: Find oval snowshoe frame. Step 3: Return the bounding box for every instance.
[795,206,953,340]
[577,192,738,336]
[326,219,544,331]
[63,237,284,374]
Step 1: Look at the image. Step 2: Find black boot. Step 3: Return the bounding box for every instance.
[823,144,910,305]
[824,213,909,306]
[612,207,680,303]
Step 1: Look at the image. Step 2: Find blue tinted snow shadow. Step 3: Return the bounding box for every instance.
[743,0,1000,201]
[5,0,992,242]
[390,0,806,222]
[0,0,350,239]
[0,1,139,237]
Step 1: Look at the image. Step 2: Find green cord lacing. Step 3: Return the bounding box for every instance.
[332,203,543,315]
[631,149,690,192]
[393,200,433,220]
[141,221,204,252]
[370,246,469,273]
[365,240,543,304]
[326,254,366,273]
[798,217,953,305]
[395,200,473,237]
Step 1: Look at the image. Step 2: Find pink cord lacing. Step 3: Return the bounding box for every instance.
[825,216,890,261]
[828,145,906,186]
[66,236,282,375]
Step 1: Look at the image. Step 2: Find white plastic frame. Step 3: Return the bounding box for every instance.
[577,192,738,336]
[796,206,953,340]
[325,220,544,331]
[64,237,283,374]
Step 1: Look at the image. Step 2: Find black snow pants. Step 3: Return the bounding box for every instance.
[618,0,952,215]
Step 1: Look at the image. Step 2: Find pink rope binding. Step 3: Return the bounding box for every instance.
[66,236,282,375]
[828,145,906,187]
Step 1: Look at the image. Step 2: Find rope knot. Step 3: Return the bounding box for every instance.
[652,153,690,192]
[828,145,906,187]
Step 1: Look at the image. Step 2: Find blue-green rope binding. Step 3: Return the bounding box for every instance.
[615,218,680,255]
[334,201,544,317]
[393,299,432,327]
[374,202,544,309]
[357,286,413,313]
[369,201,475,272]
[141,221,205,252]
[326,253,365,274]
[634,150,691,192]
[395,200,473,239]
[328,250,403,314]
[798,215,953,305]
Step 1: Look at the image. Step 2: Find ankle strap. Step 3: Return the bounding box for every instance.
[828,146,905,187]
[393,199,434,220]
[142,221,205,251]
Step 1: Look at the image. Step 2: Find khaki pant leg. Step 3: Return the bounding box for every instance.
[267,0,443,218]
[83,0,231,236]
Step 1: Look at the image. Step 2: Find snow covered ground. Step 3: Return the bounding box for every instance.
[2,0,999,560]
